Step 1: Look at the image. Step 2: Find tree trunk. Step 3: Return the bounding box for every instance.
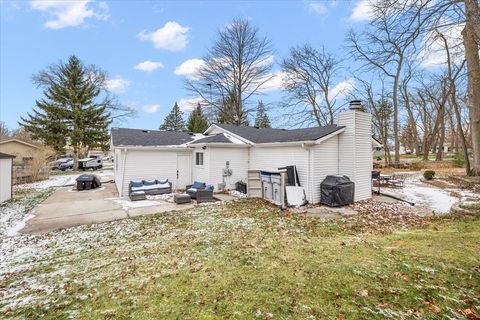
[73,145,79,171]
[463,0,480,175]
[393,76,400,164]
[436,108,445,161]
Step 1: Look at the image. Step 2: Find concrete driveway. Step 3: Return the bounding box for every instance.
[21,183,194,234]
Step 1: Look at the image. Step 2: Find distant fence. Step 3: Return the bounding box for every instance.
[13,166,50,185]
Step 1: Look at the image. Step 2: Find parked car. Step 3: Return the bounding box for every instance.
[51,157,73,170]
[59,159,74,171]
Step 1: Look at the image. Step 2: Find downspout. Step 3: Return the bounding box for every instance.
[120,148,128,197]
[302,143,313,204]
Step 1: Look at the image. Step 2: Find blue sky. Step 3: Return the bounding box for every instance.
[1,0,378,131]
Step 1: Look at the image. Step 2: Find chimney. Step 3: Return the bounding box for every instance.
[337,99,372,201]
[349,100,364,111]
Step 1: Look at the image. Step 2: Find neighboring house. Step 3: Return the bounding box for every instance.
[0,138,41,164]
[0,152,15,203]
[112,103,381,203]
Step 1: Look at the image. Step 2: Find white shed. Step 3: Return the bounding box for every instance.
[0,152,15,203]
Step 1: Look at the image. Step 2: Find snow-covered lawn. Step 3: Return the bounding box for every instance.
[1,199,478,319]
[14,169,113,191]
[0,189,54,237]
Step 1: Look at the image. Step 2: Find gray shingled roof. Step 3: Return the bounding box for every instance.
[111,128,196,146]
[214,124,344,144]
[190,133,233,144]
[0,152,15,159]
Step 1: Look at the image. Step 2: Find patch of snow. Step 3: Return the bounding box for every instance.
[108,198,165,210]
[229,190,247,198]
[5,214,34,237]
[147,193,174,202]
[14,169,113,191]
[383,176,459,214]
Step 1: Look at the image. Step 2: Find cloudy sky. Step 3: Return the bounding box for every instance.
[0,0,441,130]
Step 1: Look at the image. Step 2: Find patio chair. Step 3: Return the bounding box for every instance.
[390,174,406,188]
[186,181,214,203]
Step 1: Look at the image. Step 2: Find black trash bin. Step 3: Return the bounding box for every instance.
[320,175,355,207]
[235,181,247,194]
[76,175,101,191]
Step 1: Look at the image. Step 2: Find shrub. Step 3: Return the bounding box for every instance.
[423,170,435,180]
[376,156,382,161]
[452,153,465,168]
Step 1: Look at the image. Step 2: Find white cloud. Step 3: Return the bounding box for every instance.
[105,76,130,93]
[330,79,355,100]
[349,0,374,22]
[142,104,160,113]
[30,0,109,29]
[420,22,465,68]
[308,2,327,15]
[138,21,189,51]
[174,58,205,79]
[261,70,286,92]
[134,60,164,72]
[178,97,204,113]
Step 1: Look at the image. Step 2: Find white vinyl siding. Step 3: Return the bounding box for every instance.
[208,147,249,189]
[311,136,339,203]
[0,158,12,203]
[338,110,372,201]
[115,149,191,197]
[249,146,311,202]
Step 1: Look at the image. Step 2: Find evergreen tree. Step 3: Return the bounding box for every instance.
[187,103,208,133]
[19,55,112,169]
[217,92,249,126]
[254,100,271,128]
[160,102,186,131]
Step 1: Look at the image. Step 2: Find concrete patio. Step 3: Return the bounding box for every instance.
[20,183,234,234]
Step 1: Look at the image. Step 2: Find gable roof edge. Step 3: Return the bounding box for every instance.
[204,124,254,145]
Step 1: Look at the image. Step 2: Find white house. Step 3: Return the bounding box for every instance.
[0,152,15,203]
[111,102,381,203]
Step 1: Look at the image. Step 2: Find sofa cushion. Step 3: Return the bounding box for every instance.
[143,179,156,186]
[157,179,168,184]
[130,180,143,188]
[205,185,214,191]
[157,182,170,188]
[192,181,206,189]
[187,188,197,193]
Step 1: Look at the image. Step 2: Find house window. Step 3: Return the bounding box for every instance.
[195,152,204,166]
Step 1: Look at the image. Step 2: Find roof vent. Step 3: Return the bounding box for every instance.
[349,100,364,111]
[142,130,150,133]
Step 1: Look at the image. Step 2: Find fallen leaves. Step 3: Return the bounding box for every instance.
[458,308,478,320]
[422,301,441,313]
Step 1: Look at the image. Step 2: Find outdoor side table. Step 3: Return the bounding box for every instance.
[130,191,146,201]
[174,194,191,204]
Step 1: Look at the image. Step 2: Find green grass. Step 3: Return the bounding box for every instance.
[2,200,479,319]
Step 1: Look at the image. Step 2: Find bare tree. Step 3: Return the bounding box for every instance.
[0,121,11,138]
[185,18,274,125]
[436,30,470,172]
[280,44,344,127]
[462,0,480,174]
[353,76,393,164]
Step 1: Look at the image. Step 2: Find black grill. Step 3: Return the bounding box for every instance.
[320,175,355,207]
